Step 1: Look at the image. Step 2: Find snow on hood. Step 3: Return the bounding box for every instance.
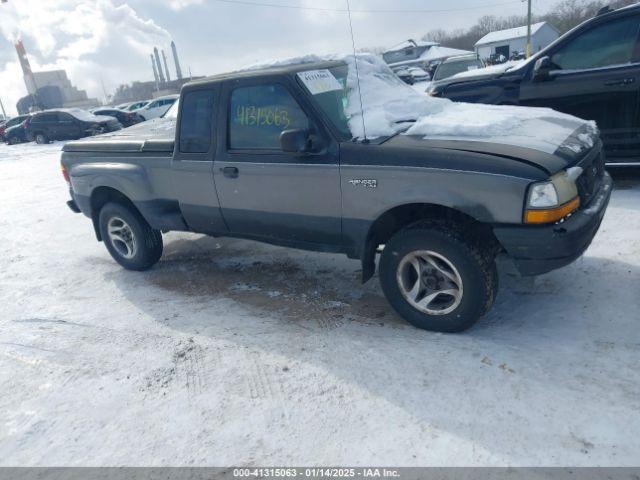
[339,54,597,154]
[449,60,526,81]
[242,53,597,155]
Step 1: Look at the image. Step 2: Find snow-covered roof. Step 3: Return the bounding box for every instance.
[384,39,439,54]
[420,46,473,62]
[475,22,556,46]
[386,46,473,69]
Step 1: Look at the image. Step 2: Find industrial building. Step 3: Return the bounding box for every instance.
[30,70,98,109]
[111,40,194,106]
[13,39,98,113]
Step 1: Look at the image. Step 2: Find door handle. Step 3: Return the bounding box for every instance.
[605,78,635,86]
[221,166,239,179]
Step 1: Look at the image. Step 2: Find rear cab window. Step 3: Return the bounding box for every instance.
[179,90,215,153]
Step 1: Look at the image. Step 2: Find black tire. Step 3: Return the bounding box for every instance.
[34,132,49,144]
[98,202,163,271]
[7,136,19,145]
[379,224,498,333]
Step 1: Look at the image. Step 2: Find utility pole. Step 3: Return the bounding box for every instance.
[525,0,533,58]
[0,97,6,120]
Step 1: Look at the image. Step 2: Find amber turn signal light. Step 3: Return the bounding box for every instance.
[525,196,580,224]
[61,163,70,184]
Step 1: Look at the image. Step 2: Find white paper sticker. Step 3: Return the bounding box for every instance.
[297,69,343,95]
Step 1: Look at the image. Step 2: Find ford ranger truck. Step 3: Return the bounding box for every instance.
[61,58,613,333]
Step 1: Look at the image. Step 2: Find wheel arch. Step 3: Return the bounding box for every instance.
[360,202,500,283]
[89,186,143,241]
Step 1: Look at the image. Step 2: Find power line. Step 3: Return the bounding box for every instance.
[208,0,523,14]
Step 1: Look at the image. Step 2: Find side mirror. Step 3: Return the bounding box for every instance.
[533,56,553,81]
[280,129,311,153]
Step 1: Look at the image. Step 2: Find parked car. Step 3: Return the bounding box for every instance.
[394,68,415,85]
[0,114,30,142]
[93,108,144,128]
[61,57,611,333]
[428,4,640,165]
[25,108,122,144]
[133,95,178,120]
[3,116,31,145]
[407,67,431,82]
[125,100,150,112]
[431,55,485,83]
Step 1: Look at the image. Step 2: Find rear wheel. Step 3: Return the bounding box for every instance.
[98,202,163,271]
[34,133,48,144]
[379,224,498,333]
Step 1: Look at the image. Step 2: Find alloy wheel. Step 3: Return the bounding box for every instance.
[396,250,464,315]
[107,216,137,259]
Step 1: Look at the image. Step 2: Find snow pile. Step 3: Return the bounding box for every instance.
[449,60,526,80]
[242,54,340,71]
[342,54,596,146]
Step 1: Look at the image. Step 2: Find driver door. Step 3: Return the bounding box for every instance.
[213,79,342,247]
[520,14,640,163]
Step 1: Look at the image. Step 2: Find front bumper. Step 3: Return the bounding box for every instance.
[493,173,613,276]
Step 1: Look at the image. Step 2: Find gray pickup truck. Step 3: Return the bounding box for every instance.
[61,57,612,332]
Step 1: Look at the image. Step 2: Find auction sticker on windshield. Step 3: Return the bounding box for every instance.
[298,69,343,95]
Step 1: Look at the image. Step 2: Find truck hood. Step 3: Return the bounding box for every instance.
[63,117,176,153]
[395,98,598,175]
[380,120,598,176]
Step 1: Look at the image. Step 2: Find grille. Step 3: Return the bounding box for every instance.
[576,146,605,208]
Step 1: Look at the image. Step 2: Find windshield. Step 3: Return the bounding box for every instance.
[163,99,180,119]
[298,65,351,139]
[433,58,482,81]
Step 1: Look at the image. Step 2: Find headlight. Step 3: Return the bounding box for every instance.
[525,169,582,224]
[528,182,558,207]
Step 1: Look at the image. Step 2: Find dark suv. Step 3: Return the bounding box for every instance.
[25,108,122,144]
[0,115,30,143]
[428,4,640,166]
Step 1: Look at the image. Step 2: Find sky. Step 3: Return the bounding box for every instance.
[0,0,558,116]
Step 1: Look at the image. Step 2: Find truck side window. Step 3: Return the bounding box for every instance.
[551,16,640,71]
[179,90,215,153]
[229,84,309,150]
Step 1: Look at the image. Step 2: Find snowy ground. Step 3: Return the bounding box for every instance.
[0,141,639,466]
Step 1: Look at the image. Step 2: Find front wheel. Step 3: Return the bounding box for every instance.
[379,225,497,333]
[98,202,163,271]
[34,133,49,144]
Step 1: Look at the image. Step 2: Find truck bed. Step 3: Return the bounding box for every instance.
[63,117,176,154]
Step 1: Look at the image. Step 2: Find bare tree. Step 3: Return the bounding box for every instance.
[415,0,640,52]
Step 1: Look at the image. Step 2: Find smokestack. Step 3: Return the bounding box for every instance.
[14,39,37,94]
[162,50,171,83]
[154,47,165,84]
[171,41,183,80]
[150,54,160,87]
